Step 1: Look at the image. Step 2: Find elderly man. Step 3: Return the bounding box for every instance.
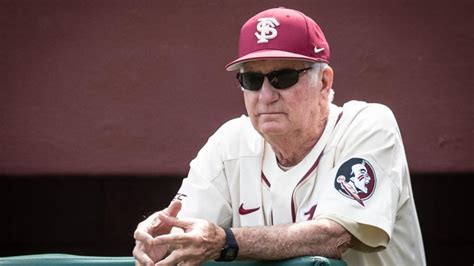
[133,7,425,266]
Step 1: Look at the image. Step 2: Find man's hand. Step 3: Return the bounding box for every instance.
[153,212,226,265]
[133,200,182,266]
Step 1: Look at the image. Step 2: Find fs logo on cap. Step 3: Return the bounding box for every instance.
[255,17,280,43]
[334,158,376,207]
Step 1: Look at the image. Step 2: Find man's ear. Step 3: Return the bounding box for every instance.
[321,65,334,94]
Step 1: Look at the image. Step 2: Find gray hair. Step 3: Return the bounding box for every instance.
[306,62,334,103]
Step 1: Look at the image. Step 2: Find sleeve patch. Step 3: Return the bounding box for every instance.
[334,158,377,207]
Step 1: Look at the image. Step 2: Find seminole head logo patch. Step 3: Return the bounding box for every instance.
[334,158,376,207]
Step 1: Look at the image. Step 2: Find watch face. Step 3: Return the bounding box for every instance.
[218,244,239,261]
[226,248,238,259]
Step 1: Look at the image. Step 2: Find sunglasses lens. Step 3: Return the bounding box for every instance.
[238,73,264,91]
[237,68,308,91]
[268,70,299,89]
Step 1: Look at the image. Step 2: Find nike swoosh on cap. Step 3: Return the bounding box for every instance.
[314,47,325,53]
[239,203,260,215]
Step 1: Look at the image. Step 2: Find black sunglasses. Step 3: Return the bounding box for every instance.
[236,67,312,91]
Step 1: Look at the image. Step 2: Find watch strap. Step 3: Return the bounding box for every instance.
[216,227,239,261]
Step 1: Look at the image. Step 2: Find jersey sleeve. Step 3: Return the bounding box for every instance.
[175,122,234,227]
[318,213,389,251]
[315,103,407,248]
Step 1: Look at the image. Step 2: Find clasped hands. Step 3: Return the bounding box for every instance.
[133,200,226,266]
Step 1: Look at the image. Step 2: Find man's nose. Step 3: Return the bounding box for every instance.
[258,78,279,103]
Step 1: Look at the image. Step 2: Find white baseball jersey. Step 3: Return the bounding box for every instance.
[175,101,426,265]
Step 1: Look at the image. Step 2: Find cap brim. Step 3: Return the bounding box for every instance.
[225,50,327,71]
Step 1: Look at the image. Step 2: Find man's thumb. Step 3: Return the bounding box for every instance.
[166,200,182,217]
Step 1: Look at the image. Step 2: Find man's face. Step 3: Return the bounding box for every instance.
[242,60,329,138]
[350,163,371,193]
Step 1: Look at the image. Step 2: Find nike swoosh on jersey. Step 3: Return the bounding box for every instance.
[238,203,260,215]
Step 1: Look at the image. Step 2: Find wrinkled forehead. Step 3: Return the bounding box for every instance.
[241,59,313,72]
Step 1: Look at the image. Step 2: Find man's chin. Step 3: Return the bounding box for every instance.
[258,123,288,136]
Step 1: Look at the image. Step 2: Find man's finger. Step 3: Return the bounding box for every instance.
[153,233,191,245]
[165,200,182,217]
[157,212,190,229]
[148,201,182,235]
[132,245,154,266]
[134,229,154,244]
[155,249,185,265]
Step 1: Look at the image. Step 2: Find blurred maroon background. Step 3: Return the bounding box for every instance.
[0,0,472,265]
[1,1,472,175]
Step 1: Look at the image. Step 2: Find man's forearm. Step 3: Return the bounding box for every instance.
[232,218,353,260]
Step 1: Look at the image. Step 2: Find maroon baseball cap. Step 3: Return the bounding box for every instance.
[225,7,330,71]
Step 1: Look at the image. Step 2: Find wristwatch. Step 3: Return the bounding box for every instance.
[215,227,239,261]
